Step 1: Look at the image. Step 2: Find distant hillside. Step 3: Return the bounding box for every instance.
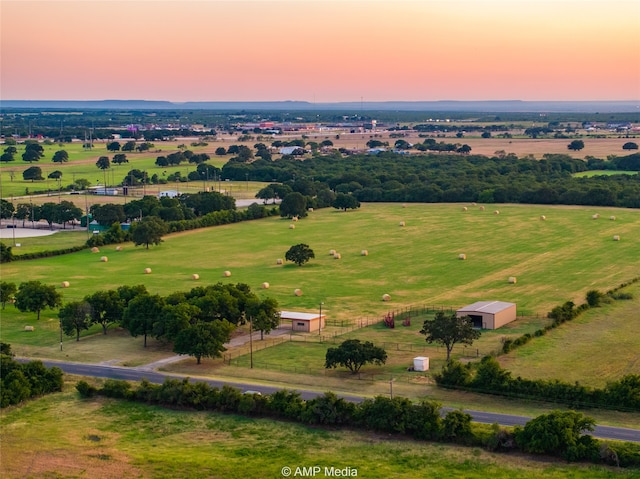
[1,99,639,112]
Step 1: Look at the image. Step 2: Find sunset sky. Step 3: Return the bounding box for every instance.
[1,0,639,102]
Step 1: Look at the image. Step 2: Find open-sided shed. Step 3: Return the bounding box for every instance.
[456,301,516,329]
[280,311,325,333]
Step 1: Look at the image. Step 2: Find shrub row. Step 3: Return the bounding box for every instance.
[166,204,278,233]
[76,377,640,467]
[436,356,640,412]
[11,244,89,262]
[1,344,64,408]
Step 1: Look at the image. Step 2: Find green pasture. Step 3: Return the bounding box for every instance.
[2,203,638,320]
[574,170,639,177]
[1,229,88,255]
[500,280,640,388]
[0,140,231,198]
[1,389,635,479]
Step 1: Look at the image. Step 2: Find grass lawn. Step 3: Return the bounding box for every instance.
[574,170,639,177]
[1,387,635,479]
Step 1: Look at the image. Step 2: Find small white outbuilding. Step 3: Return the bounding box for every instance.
[413,357,430,371]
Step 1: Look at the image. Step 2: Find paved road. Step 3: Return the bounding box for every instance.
[26,358,640,443]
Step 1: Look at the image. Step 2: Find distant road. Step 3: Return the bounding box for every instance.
[26,358,640,443]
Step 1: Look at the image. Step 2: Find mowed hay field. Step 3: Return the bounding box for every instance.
[0,389,633,479]
[1,202,639,321]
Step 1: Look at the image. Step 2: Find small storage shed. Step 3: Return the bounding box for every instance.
[456,301,517,330]
[413,357,429,371]
[280,311,325,333]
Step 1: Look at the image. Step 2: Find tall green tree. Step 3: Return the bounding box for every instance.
[332,193,361,211]
[131,216,168,249]
[567,140,585,151]
[51,150,69,163]
[84,290,123,335]
[14,280,62,320]
[0,281,17,309]
[96,156,111,187]
[285,243,315,266]
[247,297,280,340]
[59,301,92,341]
[22,166,43,181]
[325,339,387,374]
[420,312,481,361]
[22,142,45,162]
[122,293,165,347]
[173,320,234,364]
[279,192,307,218]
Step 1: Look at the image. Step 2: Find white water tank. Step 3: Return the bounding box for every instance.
[413,356,429,371]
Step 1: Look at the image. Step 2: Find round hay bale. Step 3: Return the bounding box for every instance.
[276,258,283,265]
[261,282,270,289]
[61,281,70,288]
[223,270,231,277]
[294,288,303,296]
[382,293,391,302]
[308,207,314,212]
[508,276,517,284]
[458,253,466,260]
[144,268,152,274]
[192,273,200,280]
[613,235,620,241]
[462,207,468,211]
[333,253,341,259]
[100,256,108,263]
[399,221,406,227]
[472,202,477,206]
[592,214,600,219]
[289,224,295,229]
[292,216,298,222]
[91,247,100,253]
[610,215,616,221]
[540,215,546,221]
[361,249,368,256]
[479,206,485,211]
[115,246,122,251]
[494,210,500,215]
[402,203,407,208]
[329,249,336,255]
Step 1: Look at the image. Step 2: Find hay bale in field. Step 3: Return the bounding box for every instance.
[382,294,391,302]
[115,246,122,251]
[508,276,517,284]
[192,274,200,280]
[91,247,100,253]
[402,203,407,208]
[308,207,314,212]
[592,214,600,219]
[289,224,295,229]
[462,207,468,211]
[610,215,616,221]
[613,235,620,241]
[479,206,485,211]
[144,268,152,274]
[223,270,231,277]
[329,249,336,255]
[458,254,466,260]
[494,210,500,215]
[276,258,283,265]
[24,326,35,332]
[399,221,405,227]
[333,253,341,259]
[294,289,303,296]
[361,249,368,256]
[261,282,270,289]
[472,202,477,206]
[540,215,546,221]
[61,281,70,288]
[100,256,108,262]
[292,216,298,222]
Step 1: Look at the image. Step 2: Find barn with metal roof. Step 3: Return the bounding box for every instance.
[456,301,516,329]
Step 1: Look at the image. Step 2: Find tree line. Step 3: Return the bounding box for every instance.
[222,151,640,208]
[1,280,280,365]
[76,376,640,467]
